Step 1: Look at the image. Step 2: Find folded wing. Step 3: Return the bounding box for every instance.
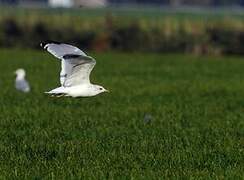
[15,79,30,93]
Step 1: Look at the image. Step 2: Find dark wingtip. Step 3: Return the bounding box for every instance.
[40,40,62,49]
[40,42,44,48]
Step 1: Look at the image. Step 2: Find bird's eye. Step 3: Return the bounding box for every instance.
[99,88,103,90]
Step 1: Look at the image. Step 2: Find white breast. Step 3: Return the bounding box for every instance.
[66,85,97,97]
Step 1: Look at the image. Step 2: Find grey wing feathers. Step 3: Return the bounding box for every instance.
[41,43,86,59]
[15,79,30,93]
[63,54,95,64]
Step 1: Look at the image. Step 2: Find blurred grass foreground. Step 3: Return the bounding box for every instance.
[1,7,244,55]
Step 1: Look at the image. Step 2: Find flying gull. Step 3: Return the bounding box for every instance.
[15,68,30,93]
[41,42,109,97]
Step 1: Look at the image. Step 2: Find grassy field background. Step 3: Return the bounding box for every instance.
[0,49,243,178]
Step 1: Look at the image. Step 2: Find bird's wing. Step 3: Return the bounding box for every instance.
[41,42,90,86]
[15,79,30,92]
[41,42,86,59]
[62,54,96,87]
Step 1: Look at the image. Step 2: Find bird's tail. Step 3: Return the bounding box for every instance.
[45,86,67,96]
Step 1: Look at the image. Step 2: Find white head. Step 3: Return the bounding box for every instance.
[15,68,26,79]
[93,85,109,95]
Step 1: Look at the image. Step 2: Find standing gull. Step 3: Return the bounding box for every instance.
[41,42,109,97]
[15,68,30,93]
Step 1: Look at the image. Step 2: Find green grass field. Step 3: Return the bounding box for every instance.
[0,49,243,178]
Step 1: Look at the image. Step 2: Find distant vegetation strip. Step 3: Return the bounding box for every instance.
[1,7,244,55]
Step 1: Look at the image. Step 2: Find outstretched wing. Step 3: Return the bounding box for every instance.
[62,54,96,87]
[41,42,86,59]
[41,42,95,86]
